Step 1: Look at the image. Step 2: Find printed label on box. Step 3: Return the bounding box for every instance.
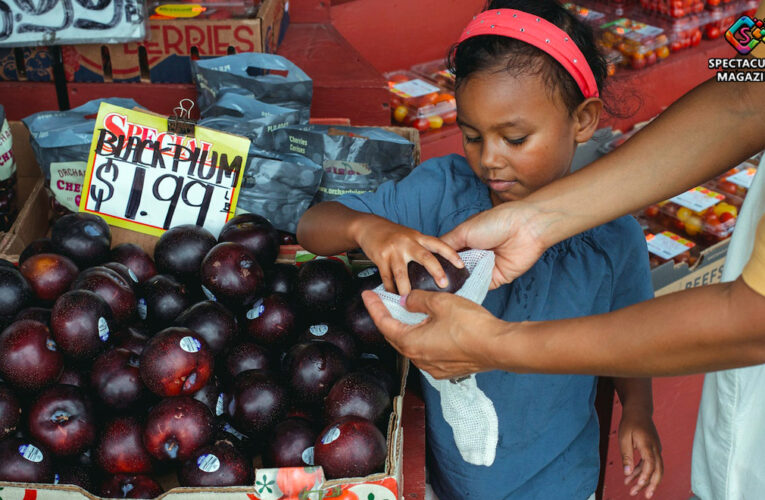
[646,231,696,260]
[670,187,725,212]
[0,119,16,181]
[727,168,757,189]
[391,79,440,98]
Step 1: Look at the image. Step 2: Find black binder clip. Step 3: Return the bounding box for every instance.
[167,98,196,136]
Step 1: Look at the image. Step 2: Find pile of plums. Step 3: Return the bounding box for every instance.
[0,212,398,497]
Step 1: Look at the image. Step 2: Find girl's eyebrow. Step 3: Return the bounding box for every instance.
[457,117,522,130]
[456,117,475,129]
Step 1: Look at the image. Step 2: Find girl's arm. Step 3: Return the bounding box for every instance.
[297,201,378,256]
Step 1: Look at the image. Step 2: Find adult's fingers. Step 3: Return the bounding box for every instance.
[440,224,468,251]
[361,291,410,344]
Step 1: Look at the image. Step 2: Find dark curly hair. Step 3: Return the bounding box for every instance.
[448,0,608,115]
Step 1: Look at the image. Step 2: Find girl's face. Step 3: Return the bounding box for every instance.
[456,67,600,206]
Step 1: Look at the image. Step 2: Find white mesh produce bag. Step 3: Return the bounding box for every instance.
[373,249,499,466]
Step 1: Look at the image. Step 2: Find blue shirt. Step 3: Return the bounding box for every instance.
[338,154,653,500]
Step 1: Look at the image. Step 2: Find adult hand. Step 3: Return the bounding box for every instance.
[441,201,549,289]
[361,289,504,379]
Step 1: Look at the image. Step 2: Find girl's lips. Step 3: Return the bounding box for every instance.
[487,180,517,191]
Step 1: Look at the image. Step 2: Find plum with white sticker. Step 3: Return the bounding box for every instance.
[309,324,329,337]
[321,426,340,445]
[180,336,202,353]
[302,446,315,465]
[246,299,265,320]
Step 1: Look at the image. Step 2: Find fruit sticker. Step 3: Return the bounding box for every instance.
[223,422,247,441]
[137,298,147,320]
[357,267,378,278]
[180,336,202,353]
[302,446,315,465]
[321,425,341,445]
[201,285,217,301]
[309,324,329,337]
[45,339,57,352]
[197,453,221,472]
[215,393,225,416]
[127,268,139,283]
[18,444,43,462]
[97,317,110,342]
[247,299,265,320]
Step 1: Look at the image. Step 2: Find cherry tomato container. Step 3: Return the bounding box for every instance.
[638,0,706,18]
[645,230,700,269]
[410,60,456,91]
[703,161,758,204]
[563,2,608,28]
[384,70,457,133]
[599,18,670,70]
[643,186,743,245]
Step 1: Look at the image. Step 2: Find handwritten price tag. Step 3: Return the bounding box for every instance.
[80,103,250,238]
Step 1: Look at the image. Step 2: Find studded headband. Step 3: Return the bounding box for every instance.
[457,9,600,99]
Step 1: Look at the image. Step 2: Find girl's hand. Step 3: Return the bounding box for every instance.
[619,406,663,498]
[441,200,549,289]
[353,215,463,295]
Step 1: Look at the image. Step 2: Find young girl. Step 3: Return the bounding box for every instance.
[298,1,663,498]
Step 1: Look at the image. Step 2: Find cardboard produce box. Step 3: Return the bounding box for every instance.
[651,237,729,296]
[61,0,289,84]
[0,47,54,82]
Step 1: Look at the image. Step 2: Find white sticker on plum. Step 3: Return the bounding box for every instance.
[18,444,43,462]
[246,299,265,320]
[215,393,225,416]
[321,426,341,445]
[46,339,57,352]
[302,446,315,465]
[361,353,380,360]
[201,285,217,301]
[54,473,60,484]
[137,298,147,320]
[357,267,378,278]
[223,423,246,440]
[127,268,139,282]
[180,336,202,353]
[97,317,110,342]
[197,453,221,473]
[309,324,329,337]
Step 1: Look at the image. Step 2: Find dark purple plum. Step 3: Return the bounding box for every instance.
[58,365,88,388]
[154,224,217,284]
[100,474,163,498]
[223,342,272,381]
[297,323,358,359]
[264,417,318,468]
[177,439,253,486]
[175,300,237,355]
[91,347,147,410]
[113,326,150,356]
[95,416,153,474]
[103,261,141,289]
[344,296,386,351]
[267,263,298,296]
[53,462,95,491]
[72,266,136,325]
[28,384,96,456]
[323,372,391,427]
[226,369,289,436]
[0,320,63,392]
[51,213,111,268]
[219,213,280,270]
[19,237,55,264]
[0,437,54,483]
[0,266,32,326]
[51,289,114,361]
[139,327,213,397]
[143,396,215,461]
[407,254,469,293]
[284,341,351,404]
[295,259,351,320]
[191,375,223,416]
[0,382,21,440]
[313,416,387,480]
[278,231,297,245]
[15,306,51,326]
[243,294,297,347]
[110,243,157,284]
[200,242,264,310]
[20,253,78,304]
[354,266,382,292]
[138,274,191,330]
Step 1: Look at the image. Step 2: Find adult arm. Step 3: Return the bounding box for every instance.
[362,275,765,378]
[444,77,765,287]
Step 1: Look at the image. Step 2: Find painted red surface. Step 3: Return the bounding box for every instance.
[67,82,199,118]
[601,375,705,500]
[0,82,60,121]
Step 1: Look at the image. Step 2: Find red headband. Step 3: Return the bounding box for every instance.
[457,9,599,99]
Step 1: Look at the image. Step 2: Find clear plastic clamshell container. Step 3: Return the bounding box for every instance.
[384,70,457,132]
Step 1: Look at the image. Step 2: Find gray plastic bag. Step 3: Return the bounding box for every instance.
[268,125,416,204]
[237,153,323,234]
[192,53,313,121]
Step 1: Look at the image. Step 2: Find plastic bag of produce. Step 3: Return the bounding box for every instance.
[237,153,323,234]
[0,104,17,231]
[192,53,312,121]
[267,125,417,204]
[22,98,144,218]
[372,248,499,466]
[198,93,302,155]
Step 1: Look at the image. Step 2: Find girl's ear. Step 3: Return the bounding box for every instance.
[573,98,603,143]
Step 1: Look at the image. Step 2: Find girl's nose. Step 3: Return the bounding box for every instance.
[480,138,506,170]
